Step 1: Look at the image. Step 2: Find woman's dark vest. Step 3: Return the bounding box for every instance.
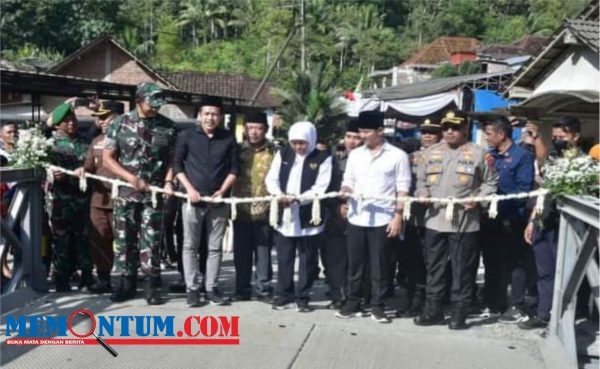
[278,147,330,228]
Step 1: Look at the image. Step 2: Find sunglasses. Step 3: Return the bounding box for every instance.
[441,125,462,132]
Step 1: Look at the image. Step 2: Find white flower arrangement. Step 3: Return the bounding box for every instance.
[9,127,53,169]
[542,148,600,198]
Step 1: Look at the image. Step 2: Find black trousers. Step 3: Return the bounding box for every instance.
[398,225,427,296]
[233,221,273,296]
[324,232,348,302]
[424,229,478,305]
[346,224,391,310]
[275,233,318,302]
[481,218,532,311]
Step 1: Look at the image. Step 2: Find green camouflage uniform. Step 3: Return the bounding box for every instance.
[46,131,92,281]
[104,109,176,278]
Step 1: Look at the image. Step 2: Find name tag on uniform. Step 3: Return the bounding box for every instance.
[151,128,171,146]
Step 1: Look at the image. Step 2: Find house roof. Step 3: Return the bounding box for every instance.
[566,19,599,50]
[402,37,480,66]
[162,71,281,108]
[478,36,549,61]
[48,34,178,89]
[503,17,600,94]
[365,71,514,101]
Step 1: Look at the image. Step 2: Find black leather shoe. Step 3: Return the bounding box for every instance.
[413,299,444,326]
[448,304,468,330]
[413,312,445,326]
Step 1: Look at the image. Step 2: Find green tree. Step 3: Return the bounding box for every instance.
[155,15,183,67]
[272,63,346,142]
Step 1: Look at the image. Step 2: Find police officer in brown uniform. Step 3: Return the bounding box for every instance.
[414,109,498,329]
[75,101,124,293]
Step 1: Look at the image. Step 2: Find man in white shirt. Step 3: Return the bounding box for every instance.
[265,121,332,312]
[336,111,411,323]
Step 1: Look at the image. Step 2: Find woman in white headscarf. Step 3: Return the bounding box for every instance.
[265,121,332,312]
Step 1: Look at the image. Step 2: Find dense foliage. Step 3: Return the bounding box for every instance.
[1,0,589,90]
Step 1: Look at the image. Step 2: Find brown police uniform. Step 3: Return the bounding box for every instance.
[83,134,115,277]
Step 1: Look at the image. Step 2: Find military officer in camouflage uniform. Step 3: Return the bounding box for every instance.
[47,102,93,292]
[414,109,498,330]
[102,82,176,305]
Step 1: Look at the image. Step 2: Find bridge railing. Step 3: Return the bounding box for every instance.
[550,195,599,368]
[1,167,48,299]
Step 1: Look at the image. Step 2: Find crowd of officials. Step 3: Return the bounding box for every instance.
[1,81,598,330]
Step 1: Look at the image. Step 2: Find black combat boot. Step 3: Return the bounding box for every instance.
[89,271,113,294]
[414,298,445,326]
[448,302,468,330]
[110,275,137,302]
[145,276,164,305]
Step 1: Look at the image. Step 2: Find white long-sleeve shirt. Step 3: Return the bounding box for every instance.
[342,141,411,227]
[265,151,332,237]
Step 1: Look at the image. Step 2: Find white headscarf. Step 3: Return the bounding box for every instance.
[288,121,317,157]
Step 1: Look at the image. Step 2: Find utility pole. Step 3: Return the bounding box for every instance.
[300,0,306,71]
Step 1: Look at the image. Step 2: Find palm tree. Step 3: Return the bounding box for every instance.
[178,0,207,46]
[273,63,346,143]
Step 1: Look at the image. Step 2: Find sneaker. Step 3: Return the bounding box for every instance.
[479,307,501,319]
[335,308,366,319]
[296,300,312,313]
[272,297,296,310]
[498,306,526,323]
[371,308,391,324]
[327,300,344,310]
[207,290,230,306]
[187,290,201,307]
[517,316,548,330]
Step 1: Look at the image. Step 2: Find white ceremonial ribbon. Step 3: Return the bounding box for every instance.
[535,191,546,215]
[488,195,499,219]
[186,197,193,214]
[230,199,237,221]
[269,197,279,227]
[310,197,321,225]
[282,206,292,230]
[445,198,456,222]
[402,199,412,221]
[46,167,54,184]
[78,173,88,193]
[151,189,158,209]
[111,182,119,200]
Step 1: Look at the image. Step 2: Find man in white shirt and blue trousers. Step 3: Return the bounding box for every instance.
[336,111,412,323]
[266,121,333,313]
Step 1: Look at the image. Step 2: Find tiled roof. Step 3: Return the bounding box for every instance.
[566,19,599,50]
[162,71,281,108]
[478,36,549,61]
[403,37,480,66]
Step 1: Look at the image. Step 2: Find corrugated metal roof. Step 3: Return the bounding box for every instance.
[365,71,514,101]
